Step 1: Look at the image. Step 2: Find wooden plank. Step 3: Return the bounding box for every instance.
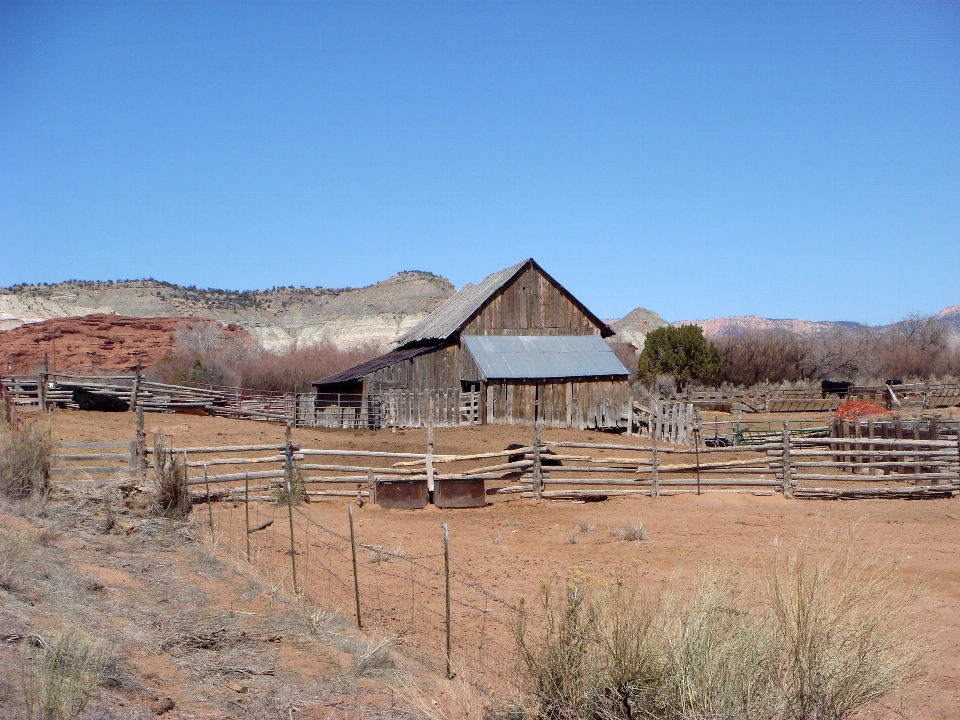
[50,466,131,476]
[54,453,129,462]
[58,441,131,449]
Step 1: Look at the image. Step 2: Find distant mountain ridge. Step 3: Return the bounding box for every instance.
[0,273,455,351]
[671,308,960,346]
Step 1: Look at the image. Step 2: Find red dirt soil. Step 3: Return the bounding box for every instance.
[0,314,247,374]
[35,408,960,718]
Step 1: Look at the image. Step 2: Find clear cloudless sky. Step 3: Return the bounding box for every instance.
[1,1,958,324]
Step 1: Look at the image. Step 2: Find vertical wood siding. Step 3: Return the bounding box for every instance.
[484,378,628,429]
[461,265,602,336]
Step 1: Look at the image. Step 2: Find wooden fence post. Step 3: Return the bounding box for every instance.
[129,358,141,412]
[533,420,542,502]
[349,505,361,628]
[245,470,251,563]
[651,408,660,499]
[204,462,214,535]
[135,406,146,484]
[694,413,702,495]
[443,523,452,680]
[426,400,435,494]
[782,421,793,498]
[37,371,47,410]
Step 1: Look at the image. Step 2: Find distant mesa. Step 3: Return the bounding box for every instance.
[0,272,455,353]
[670,316,845,337]
[610,307,669,352]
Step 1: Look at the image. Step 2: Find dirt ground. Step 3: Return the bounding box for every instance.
[5,408,960,719]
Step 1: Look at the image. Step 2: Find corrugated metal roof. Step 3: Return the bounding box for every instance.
[462,335,629,380]
[395,259,615,347]
[395,261,527,346]
[312,344,439,387]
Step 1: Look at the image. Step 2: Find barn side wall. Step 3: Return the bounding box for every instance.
[362,342,461,392]
[485,378,628,429]
[462,264,602,336]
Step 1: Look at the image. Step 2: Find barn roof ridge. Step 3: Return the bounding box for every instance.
[395,258,613,346]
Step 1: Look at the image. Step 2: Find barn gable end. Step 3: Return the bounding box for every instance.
[460,261,606,337]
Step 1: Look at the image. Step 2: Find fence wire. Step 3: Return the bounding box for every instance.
[212,500,523,693]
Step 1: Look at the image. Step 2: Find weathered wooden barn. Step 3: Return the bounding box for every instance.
[313,259,630,429]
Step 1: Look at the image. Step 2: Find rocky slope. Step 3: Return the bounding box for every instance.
[0,314,249,375]
[0,272,455,351]
[609,307,669,352]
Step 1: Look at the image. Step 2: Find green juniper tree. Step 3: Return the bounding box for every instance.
[637,325,722,391]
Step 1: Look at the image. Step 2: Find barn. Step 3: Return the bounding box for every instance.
[312,259,630,429]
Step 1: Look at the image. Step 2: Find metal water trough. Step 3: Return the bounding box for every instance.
[434,477,486,508]
[374,478,428,509]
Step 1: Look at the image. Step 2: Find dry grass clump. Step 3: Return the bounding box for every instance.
[514,538,931,720]
[0,528,35,592]
[366,545,405,564]
[769,538,930,720]
[611,518,648,542]
[0,421,53,499]
[152,437,191,518]
[579,522,596,534]
[271,465,307,506]
[563,533,578,545]
[514,568,667,720]
[19,631,109,720]
[661,569,780,719]
[352,634,396,675]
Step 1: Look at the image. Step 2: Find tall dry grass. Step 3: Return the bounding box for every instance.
[514,538,931,720]
[19,632,108,720]
[769,538,930,720]
[152,437,191,519]
[0,528,34,591]
[0,420,53,500]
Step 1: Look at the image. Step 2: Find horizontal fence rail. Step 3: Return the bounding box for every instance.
[41,407,958,501]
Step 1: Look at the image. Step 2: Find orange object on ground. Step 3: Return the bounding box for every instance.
[835,400,887,420]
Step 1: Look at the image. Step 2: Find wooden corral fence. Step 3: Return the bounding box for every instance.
[42,409,957,502]
[49,441,138,481]
[0,378,23,432]
[681,383,960,413]
[0,373,296,421]
[380,388,481,428]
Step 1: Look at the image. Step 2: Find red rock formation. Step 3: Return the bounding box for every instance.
[0,314,247,375]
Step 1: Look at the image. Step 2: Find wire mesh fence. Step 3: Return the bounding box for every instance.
[209,498,526,694]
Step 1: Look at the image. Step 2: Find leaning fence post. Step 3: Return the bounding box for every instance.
[533,420,543,502]
[244,470,251,563]
[650,409,660,499]
[349,504,362,628]
[285,434,298,595]
[203,462,214,535]
[443,523,452,679]
[135,406,146,484]
[782,421,793,498]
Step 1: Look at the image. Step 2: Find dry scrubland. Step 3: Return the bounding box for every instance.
[1,409,959,719]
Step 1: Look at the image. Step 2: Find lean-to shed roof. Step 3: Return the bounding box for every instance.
[395,259,614,347]
[312,344,439,388]
[462,335,629,380]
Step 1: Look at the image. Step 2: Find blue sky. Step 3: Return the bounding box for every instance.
[1,1,957,324]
